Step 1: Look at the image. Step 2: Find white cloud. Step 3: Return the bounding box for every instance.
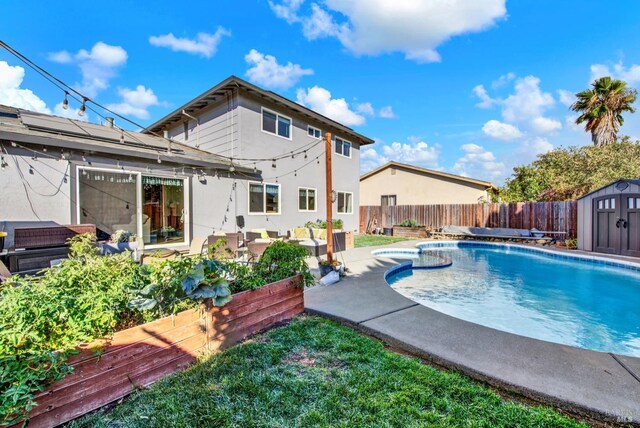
[502,76,555,123]
[48,42,128,98]
[356,102,375,116]
[149,27,230,58]
[106,85,161,120]
[473,84,496,109]
[516,137,553,161]
[378,106,396,119]
[47,50,73,64]
[244,49,313,90]
[269,0,304,23]
[296,85,365,126]
[531,116,562,134]
[361,138,440,172]
[482,119,523,141]
[557,89,574,107]
[453,143,505,181]
[0,61,50,114]
[590,61,640,84]
[270,0,507,63]
[565,114,582,132]
[491,72,516,89]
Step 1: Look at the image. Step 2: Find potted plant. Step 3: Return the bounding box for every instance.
[100,230,138,255]
[318,259,343,277]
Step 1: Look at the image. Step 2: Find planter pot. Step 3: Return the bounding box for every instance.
[383,228,393,236]
[319,263,333,277]
[18,275,303,428]
[100,242,138,255]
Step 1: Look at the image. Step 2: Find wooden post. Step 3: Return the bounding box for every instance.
[325,132,333,263]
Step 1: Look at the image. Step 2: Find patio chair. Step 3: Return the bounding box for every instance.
[247,238,272,262]
[188,236,208,256]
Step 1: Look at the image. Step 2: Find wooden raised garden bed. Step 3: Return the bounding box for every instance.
[19,275,304,428]
[392,226,429,239]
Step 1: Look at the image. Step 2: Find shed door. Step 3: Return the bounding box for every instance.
[593,196,619,254]
[621,195,640,257]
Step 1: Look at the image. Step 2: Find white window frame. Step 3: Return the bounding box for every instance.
[261,107,292,140]
[248,181,282,215]
[335,137,352,158]
[307,125,322,139]
[75,165,191,250]
[298,187,318,212]
[336,191,354,214]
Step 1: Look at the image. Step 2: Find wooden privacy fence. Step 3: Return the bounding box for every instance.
[360,202,578,238]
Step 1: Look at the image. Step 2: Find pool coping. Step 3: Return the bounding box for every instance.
[304,241,640,426]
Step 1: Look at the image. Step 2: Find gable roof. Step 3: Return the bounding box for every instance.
[576,179,640,200]
[0,105,255,174]
[360,161,496,190]
[143,75,375,146]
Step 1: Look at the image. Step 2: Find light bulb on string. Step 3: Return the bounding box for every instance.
[78,97,87,117]
[62,91,69,110]
[253,163,257,173]
[294,170,297,177]
[272,159,276,168]
[42,146,47,152]
[29,164,34,175]
[120,131,125,144]
[304,151,308,159]
[157,153,162,164]
[63,174,68,184]
[1,156,7,171]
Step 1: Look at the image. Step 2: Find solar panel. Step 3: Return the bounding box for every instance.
[20,111,170,151]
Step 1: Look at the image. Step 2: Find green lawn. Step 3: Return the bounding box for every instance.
[354,234,412,248]
[72,316,584,428]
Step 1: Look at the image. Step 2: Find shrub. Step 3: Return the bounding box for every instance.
[304,219,344,230]
[0,234,145,425]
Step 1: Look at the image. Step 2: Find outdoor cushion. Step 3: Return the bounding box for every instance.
[312,228,327,240]
[252,229,270,239]
[293,227,310,239]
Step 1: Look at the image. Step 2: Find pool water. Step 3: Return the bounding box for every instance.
[385,246,640,356]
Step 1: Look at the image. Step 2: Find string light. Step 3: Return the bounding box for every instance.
[294,170,297,177]
[29,165,34,175]
[1,155,7,171]
[120,130,125,144]
[304,151,308,159]
[157,153,162,164]
[62,91,69,110]
[42,146,47,152]
[253,163,257,173]
[63,174,68,183]
[78,97,87,117]
[272,159,276,168]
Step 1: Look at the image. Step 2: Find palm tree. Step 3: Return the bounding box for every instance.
[570,76,637,146]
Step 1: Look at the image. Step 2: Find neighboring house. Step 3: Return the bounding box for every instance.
[360,161,496,206]
[144,75,373,234]
[0,76,373,251]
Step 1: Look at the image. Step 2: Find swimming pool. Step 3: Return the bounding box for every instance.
[376,242,640,357]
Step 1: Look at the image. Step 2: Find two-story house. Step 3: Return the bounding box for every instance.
[0,76,373,252]
[144,75,374,236]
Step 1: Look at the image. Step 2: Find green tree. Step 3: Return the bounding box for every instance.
[500,138,640,201]
[570,77,637,146]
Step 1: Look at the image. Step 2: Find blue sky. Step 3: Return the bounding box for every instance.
[1,0,639,184]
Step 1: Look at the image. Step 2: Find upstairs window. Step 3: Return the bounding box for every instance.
[262,108,291,139]
[308,125,321,138]
[381,195,397,206]
[335,137,351,158]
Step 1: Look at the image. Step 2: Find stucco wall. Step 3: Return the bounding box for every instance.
[360,166,489,206]
[165,90,362,233]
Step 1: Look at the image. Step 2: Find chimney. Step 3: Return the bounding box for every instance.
[105,117,115,128]
[163,130,169,138]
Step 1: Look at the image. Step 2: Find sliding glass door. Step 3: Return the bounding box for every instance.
[77,167,189,247]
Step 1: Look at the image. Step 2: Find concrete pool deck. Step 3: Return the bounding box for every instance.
[304,241,640,425]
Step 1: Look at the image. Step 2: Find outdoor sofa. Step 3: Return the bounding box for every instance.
[288,227,347,257]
